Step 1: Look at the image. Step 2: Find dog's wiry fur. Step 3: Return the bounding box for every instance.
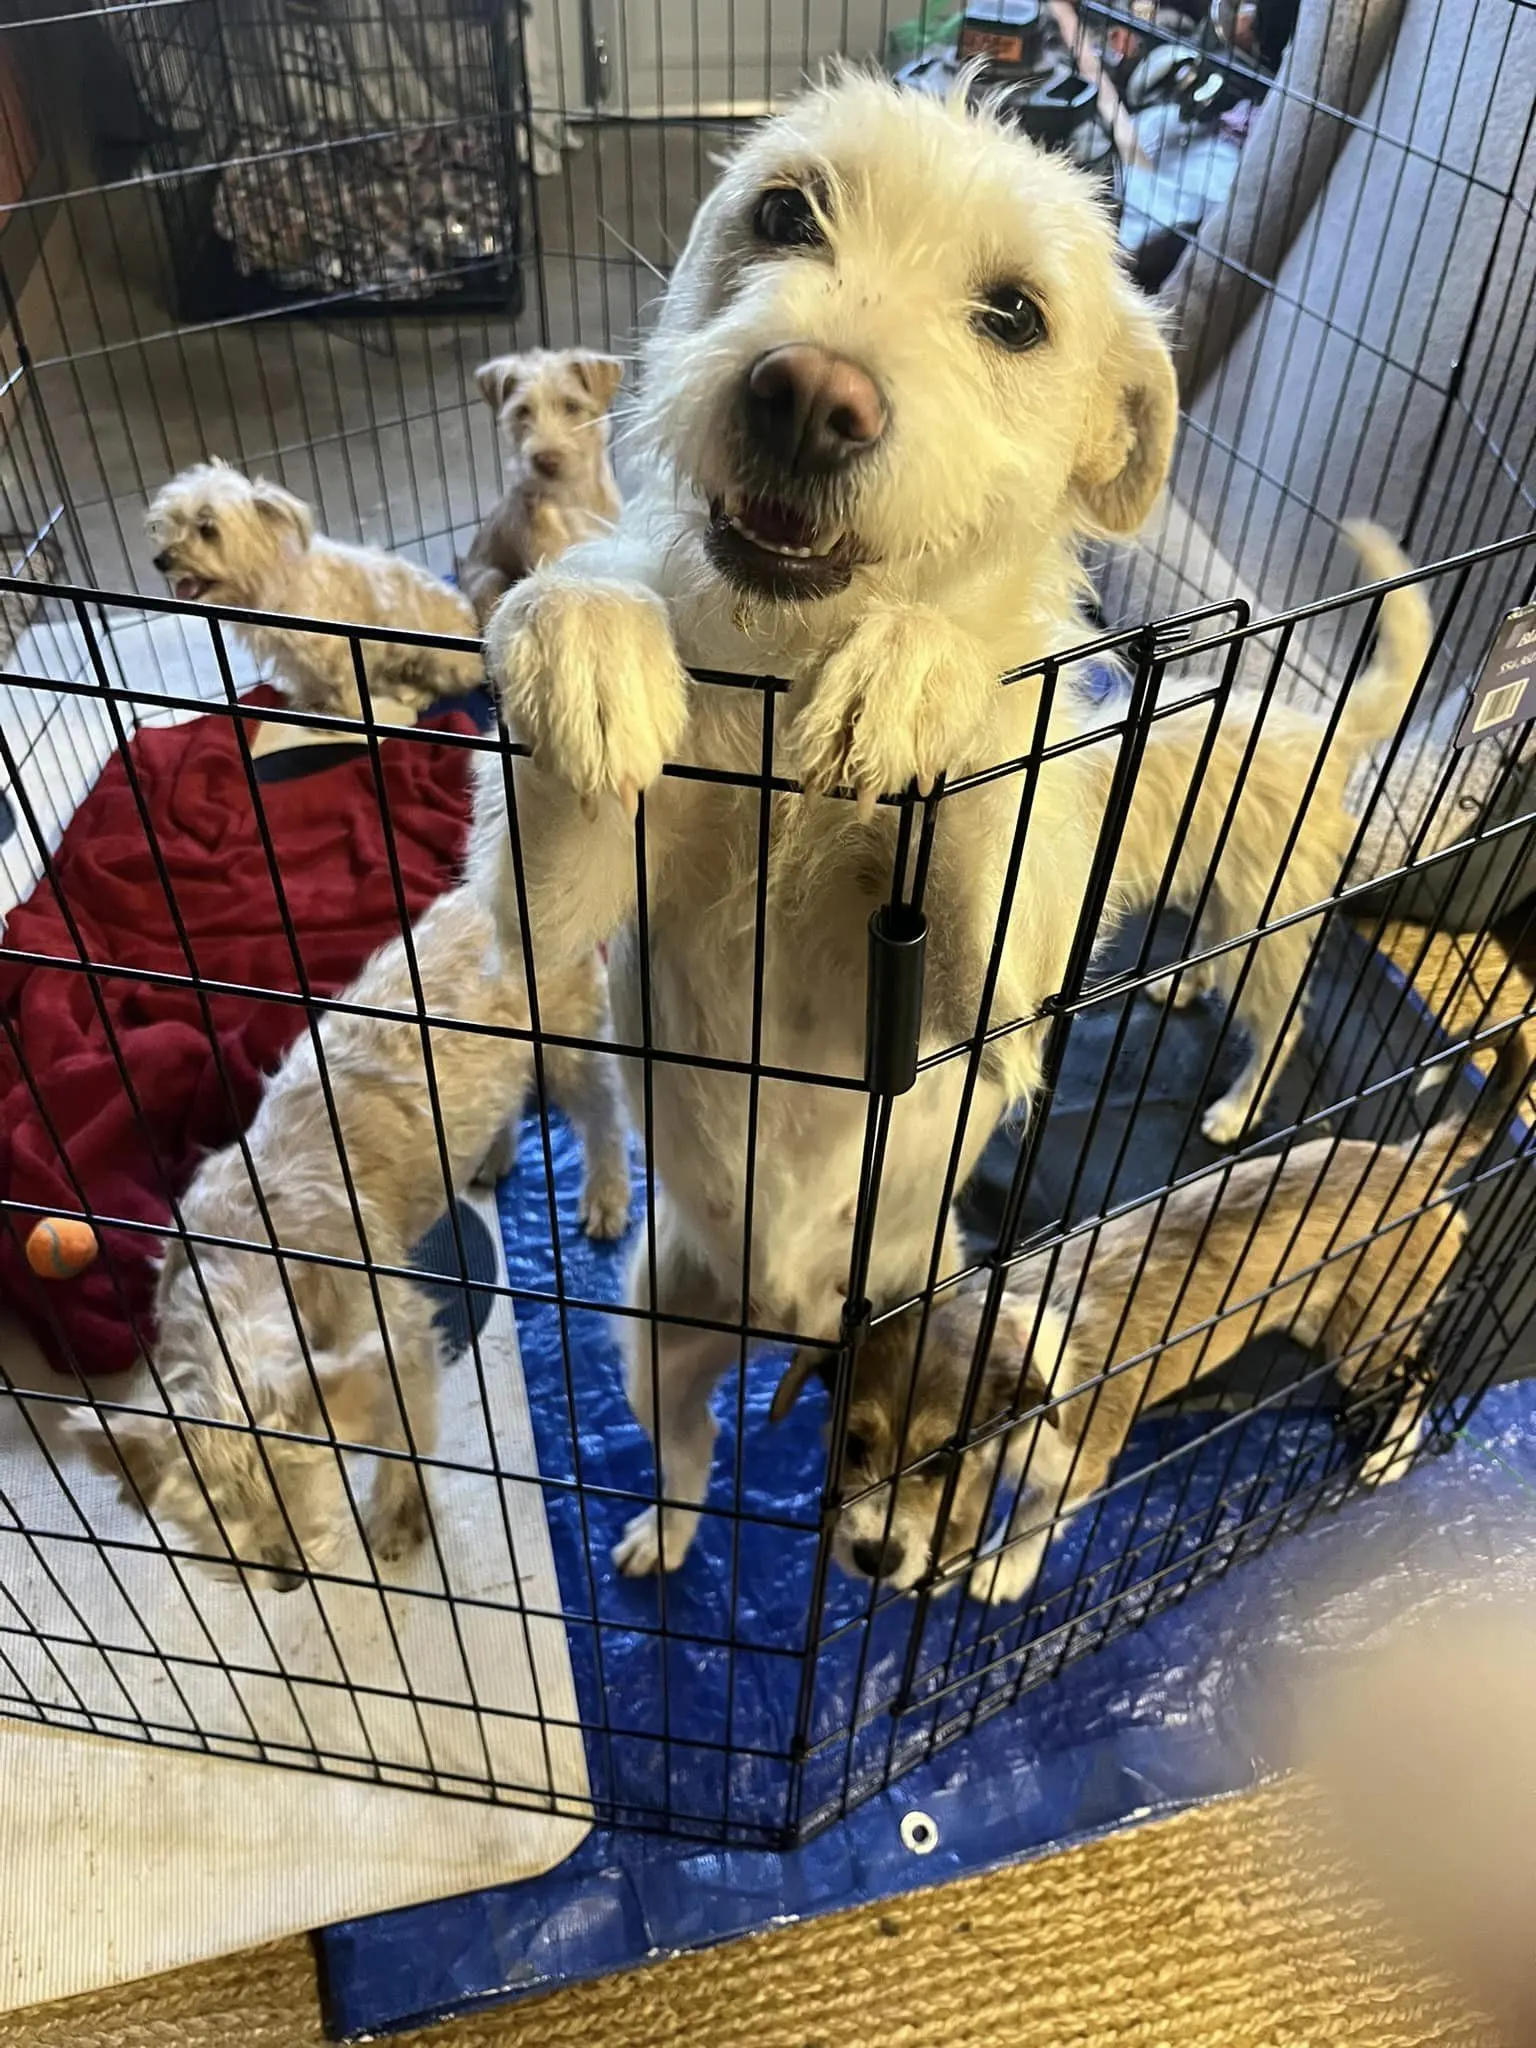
[1106,521,1434,1143]
[147,459,483,718]
[773,1030,1527,1603]
[68,888,531,1587]
[476,73,1181,1577]
[460,350,624,629]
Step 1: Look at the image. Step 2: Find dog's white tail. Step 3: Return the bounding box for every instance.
[1335,520,1434,758]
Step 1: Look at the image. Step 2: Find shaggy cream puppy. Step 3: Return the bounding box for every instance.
[147,458,483,718]
[460,349,625,628]
[473,73,1181,1577]
[771,1029,1526,1604]
[69,887,531,1587]
[1107,521,1433,1143]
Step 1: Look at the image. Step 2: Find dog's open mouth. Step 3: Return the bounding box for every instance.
[172,574,212,602]
[706,494,858,601]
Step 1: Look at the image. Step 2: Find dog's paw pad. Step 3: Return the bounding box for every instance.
[1358,1447,1408,1488]
[613,1508,664,1576]
[966,1549,1036,1607]
[612,1505,695,1577]
[371,1494,429,1564]
[580,1180,632,1241]
[1201,1096,1251,1147]
[487,579,689,808]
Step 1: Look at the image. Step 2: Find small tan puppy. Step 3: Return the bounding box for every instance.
[773,1029,1527,1604]
[68,887,531,1587]
[147,458,482,718]
[459,350,624,627]
[1105,522,1433,1144]
[458,347,632,1238]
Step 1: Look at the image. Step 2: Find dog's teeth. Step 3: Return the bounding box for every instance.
[724,511,840,560]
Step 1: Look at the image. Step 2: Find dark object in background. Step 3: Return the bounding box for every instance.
[899,5,1100,158]
[1132,222,1192,292]
[101,0,527,322]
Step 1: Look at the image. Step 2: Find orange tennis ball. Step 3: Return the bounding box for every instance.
[25,1216,99,1280]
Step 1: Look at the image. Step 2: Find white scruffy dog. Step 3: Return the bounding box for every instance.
[148,459,483,718]
[471,73,1178,1576]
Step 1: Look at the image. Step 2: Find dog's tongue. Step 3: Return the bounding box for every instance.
[740,499,819,547]
[173,576,202,602]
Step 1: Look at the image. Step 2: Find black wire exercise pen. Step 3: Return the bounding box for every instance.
[0,0,1534,1847]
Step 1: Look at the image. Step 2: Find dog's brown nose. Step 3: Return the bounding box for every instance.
[744,345,887,474]
[532,449,563,479]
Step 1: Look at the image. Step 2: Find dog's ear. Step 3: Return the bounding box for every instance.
[1072,288,1178,536]
[769,1346,835,1425]
[251,478,314,550]
[64,1405,173,1505]
[476,356,524,413]
[570,352,625,411]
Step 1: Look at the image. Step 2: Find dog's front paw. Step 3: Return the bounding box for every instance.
[485,575,689,816]
[370,1485,429,1564]
[1200,1092,1254,1147]
[794,606,997,818]
[579,1164,633,1241]
[612,1503,698,1576]
[966,1529,1046,1607]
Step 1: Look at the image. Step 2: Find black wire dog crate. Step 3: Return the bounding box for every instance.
[0,0,1534,1849]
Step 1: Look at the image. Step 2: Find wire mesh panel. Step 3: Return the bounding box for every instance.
[0,0,1534,1849]
[0,551,1533,1843]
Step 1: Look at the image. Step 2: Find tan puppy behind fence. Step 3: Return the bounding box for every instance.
[773,1029,1529,1606]
[460,348,624,628]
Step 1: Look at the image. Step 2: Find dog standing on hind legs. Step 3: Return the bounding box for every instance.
[475,73,1182,1579]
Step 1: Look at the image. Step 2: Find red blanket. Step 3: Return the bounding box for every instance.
[0,690,475,1376]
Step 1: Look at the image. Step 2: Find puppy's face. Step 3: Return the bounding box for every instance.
[68,1333,384,1591]
[146,459,313,607]
[477,349,624,490]
[773,1289,1056,1592]
[638,74,1176,606]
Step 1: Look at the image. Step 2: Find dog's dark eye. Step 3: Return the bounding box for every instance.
[562,396,583,418]
[842,1429,870,1469]
[974,285,1046,352]
[752,184,825,250]
[197,518,218,541]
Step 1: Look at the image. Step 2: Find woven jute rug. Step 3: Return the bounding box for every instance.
[0,1779,1502,2048]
